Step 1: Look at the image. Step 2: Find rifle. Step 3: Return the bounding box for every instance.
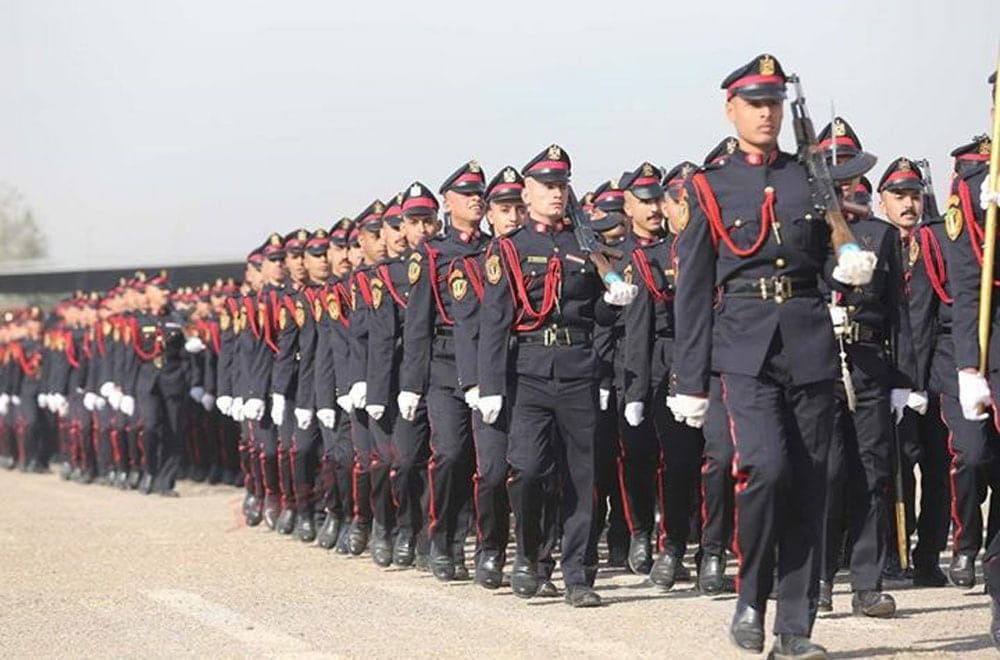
[566,187,624,276]
[913,159,940,219]
[787,75,868,252]
[978,49,1000,376]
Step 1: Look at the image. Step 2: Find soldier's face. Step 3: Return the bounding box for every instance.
[147,284,167,310]
[401,213,438,249]
[284,252,306,284]
[245,264,262,290]
[624,190,665,236]
[662,192,684,235]
[879,189,922,232]
[327,243,351,277]
[486,200,527,236]
[261,257,286,285]
[304,251,330,282]
[522,178,567,222]
[348,244,363,268]
[444,190,484,228]
[359,229,386,264]
[726,96,783,150]
[380,223,409,257]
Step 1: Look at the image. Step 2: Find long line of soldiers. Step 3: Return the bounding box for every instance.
[2,54,999,659]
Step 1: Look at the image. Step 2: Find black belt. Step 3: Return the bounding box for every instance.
[722,276,819,303]
[843,322,886,345]
[516,325,592,347]
[655,329,675,339]
[434,326,453,337]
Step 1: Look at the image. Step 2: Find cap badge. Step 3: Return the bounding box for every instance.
[547,144,562,160]
[834,118,847,137]
[680,163,694,178]
[641,163,654,177]
[409,183,422,197]
[898,158,911,172]
[503,168,517,183]
[469,160,481,173]
[396,192,405,204]
[269,234,282,246]
[980,138,992,155]
[759,54,775,76]
[609,177,619,190]
[374,201,385,214]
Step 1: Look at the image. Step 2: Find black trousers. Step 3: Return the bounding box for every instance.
[318,412,354,520]
[822,368,891,591]
[472,407,511,565]
[507,374,597,587]
[939,392,999,557]
[277,404,296,510]
[592,388,629,559]
[391,401,430,538]
[254,417,280,508]
[291,420,322,515]
[136,389,184,491]
[891,399,950,567]
[349,407,373,525]
[700,374,735,559]
[368,403,398,536]
[721,350,833,637]
[426,383,475,557]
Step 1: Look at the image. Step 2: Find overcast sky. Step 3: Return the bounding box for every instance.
[2,0,998,270]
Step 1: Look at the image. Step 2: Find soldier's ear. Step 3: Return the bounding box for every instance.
[724,98,736,125]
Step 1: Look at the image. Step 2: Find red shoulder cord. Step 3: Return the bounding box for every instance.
[244,297,260,339]
[425,247,455,326]
[918,227,953,305]
[82,330,92,360]
[283,294,296,318]
[303,286,321,320]
[378,263,408,309]
[95,322,106,357]
[333,282,352,328]
[65,331,80,369]
[132,319,162,361]
[690,172,774,257]
[961,179,1000,286]
[463,256,485,302]
[632,248,673,302]
[226,297,240,318]
[498,236,561,332]
[355,271,374,308]
[263,290,279,353]
[13,343,40,377]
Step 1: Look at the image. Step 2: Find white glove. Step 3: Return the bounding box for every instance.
[100,381,115,398]
[108,389,122,411]
[890,388,911,424]
[184,336,206,353]
[906,390,929,416]
[958,371,991,421]
[37,393,49,409]
[84,392,96,411]
[93,395,106,411]
[397,390,420,421]
[10,395,20,407]
[980,176,1000,210]
[317,408,337,428]
[463,386,480,411]
[829,305,848,332]
[832,249,877,286]
[0,397,7,416]
[294,407,313,429]
[56,397,69,417]
[49,393,66,414]
[201,393,215,411]
[364,404,385,420]
[120,395,135,417]
[667,394,708,428]
[232,396,245,422]
[349,381,367,409]
[624,401,645,427]
[336,394,354,414]
[603,280,638,306]
[190,386,206,403]
[216,395,233,416]
[478,394,503,425]
[243,398,265,422]
[599,388,610,411]
[270,393,286,426]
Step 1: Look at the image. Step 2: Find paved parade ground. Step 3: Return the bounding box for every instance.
[0,470,996,658]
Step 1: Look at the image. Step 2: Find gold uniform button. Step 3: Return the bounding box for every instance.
[847,305,856,313]
[805,213,813,220]
[775,258,786,268]
[734,219,743,228]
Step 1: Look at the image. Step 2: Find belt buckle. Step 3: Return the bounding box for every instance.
[773,276,792,304]
[543,326,557,347]
[848,322,861,343]
[153,356,164,369]
[560,328,572,346]
[758,277,769,301]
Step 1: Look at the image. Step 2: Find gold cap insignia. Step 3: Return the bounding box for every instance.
[409,183,422,197]
[898,158,911,172]
[547,144,562,160]
[374,201,385,214]
[609,177,619,190]
[681,163,694,178]
[315,228,327,238]
[469,160,481,173]
[297,229,308,241]
[396,192,405,205]
[759,54,775,76]
[641,162,654,177]
[269,233,282,246]
[980,138,992,155]
[834,118,847,137]
[503,167,517,183]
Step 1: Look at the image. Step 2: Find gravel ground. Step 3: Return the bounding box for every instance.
[0,469,995,658]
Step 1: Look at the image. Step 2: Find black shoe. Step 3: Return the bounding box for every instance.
[698,553,726,595]
[127,470,141,490]
[245,496,263,527]
[475,555,504,589]
[453,562,470,581]
[564,584,601,608]
[189,466,207,483]
[912,562,948,587]
[372,530,394,567]
[393,530,415,567]
[296,515,317,543]
[335,524,352,554]
[206,464,222,485]
[70,467,82,482]
[275,508,296,535]
[606,544,628,568]
[430,543,456,582]
[138,473,154,494]
[537,580,560,598]
[949,554,976,588]
[510,560,540,599]
[348,521,370,555]
[769,634,827,660]
[158,488,180,498]
[729,603,765,653]
[263,503,280,530]
[414,552,431,572]
[649,553,678,590]
[627,532,653,575]
[317,514,342,549]
[817,580,833,613]
[115,471,129,490]
[851,590,896,618]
